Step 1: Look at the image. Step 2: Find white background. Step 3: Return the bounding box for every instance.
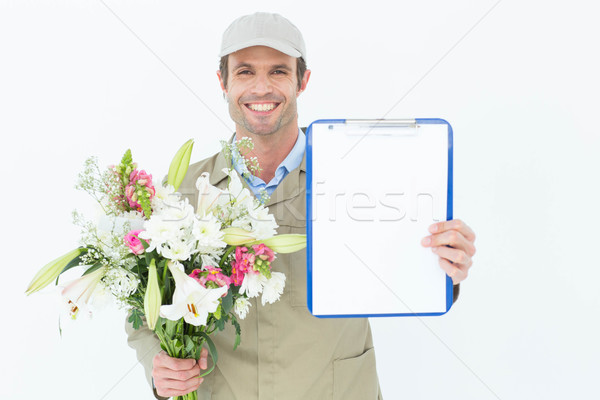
[1,1,599,399]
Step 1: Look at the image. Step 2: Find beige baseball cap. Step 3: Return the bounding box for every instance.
[219,12,307,61]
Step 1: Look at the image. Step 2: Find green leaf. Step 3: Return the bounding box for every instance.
[82,261,103,276]
[128,308,144,330]
[165,318,178,337]
[198,332,218,377]
[184,336,195,355]
[215,316,225,331]
[55,248,89,284]
[173,339,184,356]
[221,290,233,315]
[137,234,150,251]
[232,317,242,350]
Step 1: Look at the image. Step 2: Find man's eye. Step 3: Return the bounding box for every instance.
[238,70,251,75]
[273,70,286,75]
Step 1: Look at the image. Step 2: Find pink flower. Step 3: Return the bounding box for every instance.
[252,243,275,262]
[230,262,245,286]
[125,169,156,209]
[130,169,153,186]
[230,246,263,286]
[189,267,231,295]
[124,229,147,255]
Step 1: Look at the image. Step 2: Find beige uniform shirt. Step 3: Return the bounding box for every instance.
[126,149,384,399]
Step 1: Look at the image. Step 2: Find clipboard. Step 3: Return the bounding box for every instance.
[306,118,454,318]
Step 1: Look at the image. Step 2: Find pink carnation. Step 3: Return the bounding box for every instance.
[124,229,146,255]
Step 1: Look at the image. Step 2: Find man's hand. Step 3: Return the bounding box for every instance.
[152,347,208,398]
[421,219,476,284]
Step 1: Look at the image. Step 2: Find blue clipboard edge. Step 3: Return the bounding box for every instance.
[305,118,454,318]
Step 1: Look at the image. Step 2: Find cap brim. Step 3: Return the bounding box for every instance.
[219,38,302,58]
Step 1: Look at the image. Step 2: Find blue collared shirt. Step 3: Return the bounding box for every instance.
[231,128,305,199]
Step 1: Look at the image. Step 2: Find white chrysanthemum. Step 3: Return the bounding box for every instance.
[160,240,194,261]
[200,254,219,269]
[193,214,226,251]
[231,215,253,232]
[234,297,251,320]
[154,183,175,200]
[139,215,182,251]
[249,206,278,240]
[152,185,181,212]
[239,273,265,298]
[160,201,195,230]
[261,272,286,306]
[102,268,139,308]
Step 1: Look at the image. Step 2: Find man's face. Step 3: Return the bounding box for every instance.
[218,46,308,136]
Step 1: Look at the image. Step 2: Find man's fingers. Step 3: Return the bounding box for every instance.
[199,347,208,370]
[154,375,203,398]
[153,363,201,382]
[423,229,476,257]
[432,245,472,267]
[437,257,468,284]
[155,351,197,371]
[429,219,476,243]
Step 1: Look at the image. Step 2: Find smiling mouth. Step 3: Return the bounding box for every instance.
[245,102,279,112]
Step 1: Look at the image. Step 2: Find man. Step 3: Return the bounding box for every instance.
[126,12,476,399]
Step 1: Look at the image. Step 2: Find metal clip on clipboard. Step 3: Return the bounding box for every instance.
[331,119,419,136]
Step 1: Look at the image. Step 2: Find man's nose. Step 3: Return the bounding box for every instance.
[250,74,273,95]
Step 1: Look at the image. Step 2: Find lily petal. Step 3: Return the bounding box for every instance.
[250,234,307,253]
[160,262,228,327]
[144,259,161,330]
[26,248,84,295]
[195,172,225,216]
[222,227,257,246]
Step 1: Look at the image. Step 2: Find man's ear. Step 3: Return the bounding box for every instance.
[297,69,311,97]
[216,70,227,94]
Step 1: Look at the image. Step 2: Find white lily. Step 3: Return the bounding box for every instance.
[196,172,225,217]
[160,262,228,326]
[61,266,107,318]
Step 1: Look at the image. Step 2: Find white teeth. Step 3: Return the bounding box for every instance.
[249,103,275,112]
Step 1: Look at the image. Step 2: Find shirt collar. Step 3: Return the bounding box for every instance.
[279,128,305,174]
[231,128,305,181]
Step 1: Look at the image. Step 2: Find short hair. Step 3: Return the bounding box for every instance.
[219,55,307,91]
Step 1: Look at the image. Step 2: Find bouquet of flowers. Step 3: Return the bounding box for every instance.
[26,139,306,400]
